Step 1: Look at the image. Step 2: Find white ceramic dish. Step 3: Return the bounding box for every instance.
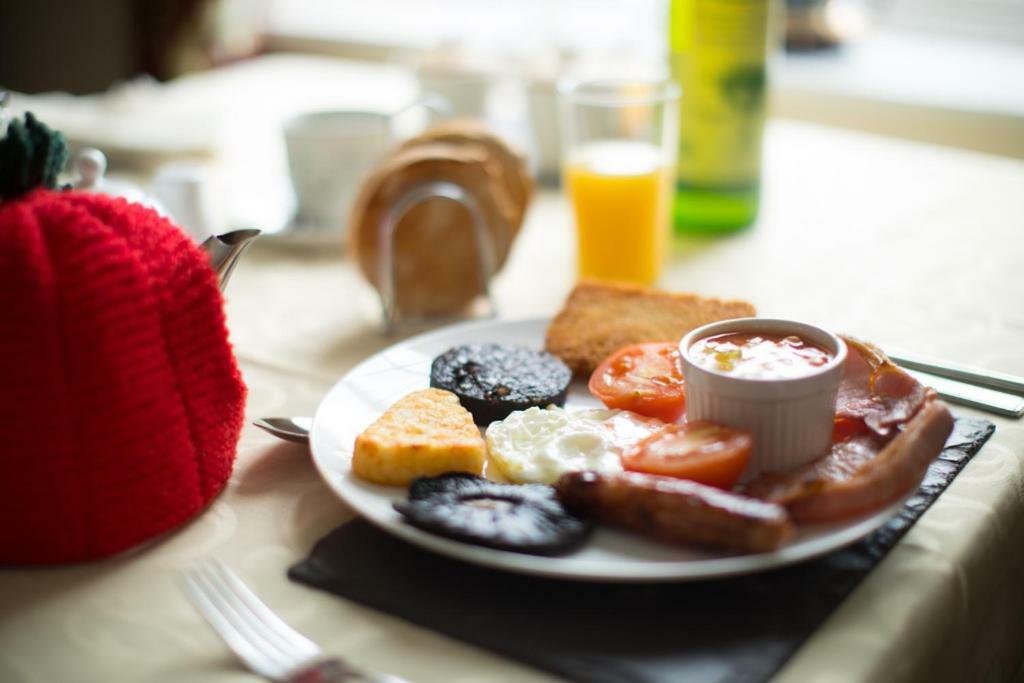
[681,318,848,479]
[310,317,911,582]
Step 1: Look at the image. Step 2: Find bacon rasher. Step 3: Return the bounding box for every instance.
[743,338,954,523]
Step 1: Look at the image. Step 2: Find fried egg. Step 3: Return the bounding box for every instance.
[485,406,664,484]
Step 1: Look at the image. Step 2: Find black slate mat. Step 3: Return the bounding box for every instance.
[289,418,995,683]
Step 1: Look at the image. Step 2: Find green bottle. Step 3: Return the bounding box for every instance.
[669,0,771,233]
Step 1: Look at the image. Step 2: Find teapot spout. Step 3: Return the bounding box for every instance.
[200,229,261,291]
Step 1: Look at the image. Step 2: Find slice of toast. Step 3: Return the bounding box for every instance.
[545,280,756,376]
[352,388,486,486]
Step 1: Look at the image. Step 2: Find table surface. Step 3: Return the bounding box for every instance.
[2,56,1024,683]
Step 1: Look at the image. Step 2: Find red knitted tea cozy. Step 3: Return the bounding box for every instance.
[0,113,247,564]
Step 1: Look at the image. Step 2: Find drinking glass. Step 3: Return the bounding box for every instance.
[559,79,679,284]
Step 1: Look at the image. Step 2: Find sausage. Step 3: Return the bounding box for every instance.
[554,470,795,554]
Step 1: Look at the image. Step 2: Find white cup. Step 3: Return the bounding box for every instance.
[151,161,222,242]
[526,80,561,183]
[283,111,394,238]
[416,68,493,124]
[680,318,848,480]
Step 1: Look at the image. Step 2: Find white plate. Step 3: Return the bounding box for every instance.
[310,317,908,582]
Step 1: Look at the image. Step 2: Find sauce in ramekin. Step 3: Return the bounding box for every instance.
[688,332,833,380]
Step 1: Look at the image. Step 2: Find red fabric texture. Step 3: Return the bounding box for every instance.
[0,189,246,564]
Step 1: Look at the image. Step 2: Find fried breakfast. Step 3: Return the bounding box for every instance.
[429,343,572,425]
[394,473,593,556]
[484,406,665,484]
[351,388,485,486]
[545,280,756,376]
[346,281,953,559]
[555,470,795,554]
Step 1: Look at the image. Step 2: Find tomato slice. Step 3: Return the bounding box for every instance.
[622,421,752,489]
[588,342,686,422]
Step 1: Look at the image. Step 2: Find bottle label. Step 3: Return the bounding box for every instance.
[672,0,769,188]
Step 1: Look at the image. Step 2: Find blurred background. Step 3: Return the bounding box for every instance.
[3,0,1021,148]
[1,0,1021,239]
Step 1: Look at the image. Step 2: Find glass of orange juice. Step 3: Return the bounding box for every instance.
[559,78,679,284]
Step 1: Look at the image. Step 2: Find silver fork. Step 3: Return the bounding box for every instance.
[181,559,409,683]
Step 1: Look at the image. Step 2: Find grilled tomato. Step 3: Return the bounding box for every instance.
[622,421,752,489]
[588,342,686,422]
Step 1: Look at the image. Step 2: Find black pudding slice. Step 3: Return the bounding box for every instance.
[395,473,593,556]
[430,343,572,425]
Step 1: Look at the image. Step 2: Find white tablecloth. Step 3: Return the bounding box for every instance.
[1,57,1023,683]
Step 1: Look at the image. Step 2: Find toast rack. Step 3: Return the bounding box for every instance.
[376,179,497,333]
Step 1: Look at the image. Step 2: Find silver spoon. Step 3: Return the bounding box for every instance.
[253,417,311,443]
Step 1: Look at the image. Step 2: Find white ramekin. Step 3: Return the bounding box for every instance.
[680,318,847,480]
